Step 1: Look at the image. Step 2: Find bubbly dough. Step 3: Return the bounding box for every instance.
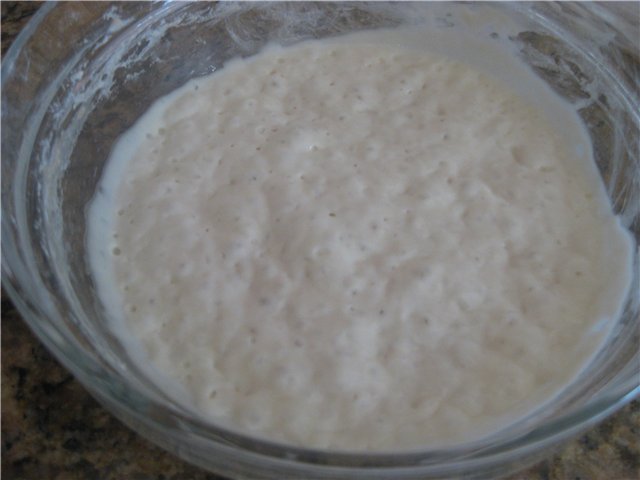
[88,32,632,450]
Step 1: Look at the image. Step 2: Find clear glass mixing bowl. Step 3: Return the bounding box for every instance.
[2,3,638,479]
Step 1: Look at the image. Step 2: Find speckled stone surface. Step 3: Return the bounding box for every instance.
[2,3,639,480]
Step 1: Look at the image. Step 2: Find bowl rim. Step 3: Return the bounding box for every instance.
[2,2,639,477]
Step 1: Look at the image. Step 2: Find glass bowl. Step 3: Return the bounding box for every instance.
[2,3,638,479]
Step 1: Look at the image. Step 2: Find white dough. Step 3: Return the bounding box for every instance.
[87,29,633,450]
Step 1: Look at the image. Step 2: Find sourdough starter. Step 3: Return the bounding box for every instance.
[87,30,633,450]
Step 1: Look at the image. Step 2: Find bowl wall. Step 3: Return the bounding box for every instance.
[2,3,638,479]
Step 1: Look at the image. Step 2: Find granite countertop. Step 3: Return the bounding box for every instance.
[2,3,639,479]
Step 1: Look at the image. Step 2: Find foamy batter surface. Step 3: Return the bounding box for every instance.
[88,31,632,450]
